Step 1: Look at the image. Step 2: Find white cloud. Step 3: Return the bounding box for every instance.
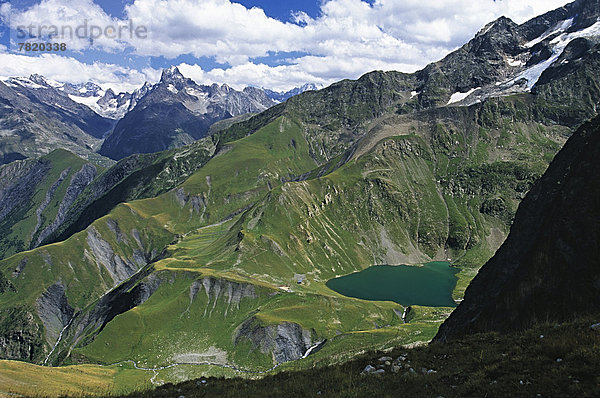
[1,0,571,91]
[125,0,304,65]
[0,52,156,92]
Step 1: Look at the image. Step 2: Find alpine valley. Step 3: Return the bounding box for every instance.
[0,0,599,396]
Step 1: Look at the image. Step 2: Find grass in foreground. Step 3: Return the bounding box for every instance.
[128,316,600,398]
[0,361,149,397]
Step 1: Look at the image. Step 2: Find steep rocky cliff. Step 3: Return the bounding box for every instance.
[435,115,600,341]
[234,319,313,364]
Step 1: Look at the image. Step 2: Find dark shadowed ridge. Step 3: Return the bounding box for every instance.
[435,114,600,341]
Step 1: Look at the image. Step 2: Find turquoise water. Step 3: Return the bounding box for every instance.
[326,262,459,307]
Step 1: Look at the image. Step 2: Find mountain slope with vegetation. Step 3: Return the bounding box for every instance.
[126,317,600,398]
[0,149,99,260]
[0,0,600,393]
[0,139,217,262]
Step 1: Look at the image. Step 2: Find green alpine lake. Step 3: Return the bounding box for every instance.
[326,262,459,307]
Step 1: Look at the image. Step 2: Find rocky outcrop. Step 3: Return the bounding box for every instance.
[34,163,97,247]
[85,227,139,286]
[189,277,256,317]
[175,188,207,213]
[106,218,127,243]
[435,115,600,341]
[235,318,313,364]
[0,306,44,361]
[35,283,74,346]
[11,258,27,278]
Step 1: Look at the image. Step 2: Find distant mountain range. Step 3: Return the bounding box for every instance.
[97,66,278,159]
[60,76,318,120]
[0,76,112,165]
[0,69,319,164]
[263,83,320,103]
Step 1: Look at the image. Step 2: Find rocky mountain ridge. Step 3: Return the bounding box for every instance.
[0,70,319,164]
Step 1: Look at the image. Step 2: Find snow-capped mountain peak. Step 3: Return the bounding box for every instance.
[442,11,600,108]
[160,66,186,84]
[263,83,321,103]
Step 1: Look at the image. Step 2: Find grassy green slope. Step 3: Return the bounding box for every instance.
[134,316,600,398]
[0,115,320,365]
[0,93,575,390]
[65,96,568,383]
[1,316,597,397]
[41,137,216,248]
[218,99,566,298]
[0,149,93,259]
[0,136,217,263]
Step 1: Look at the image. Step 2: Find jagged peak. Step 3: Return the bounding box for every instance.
[299,82,319,91]
[160,66,185,83]
[133,82,153,96]
[102,88,115,97]
[82,81,102,90]
[243,86,261,93]
[28,74,49,86]
[476,16,517,37]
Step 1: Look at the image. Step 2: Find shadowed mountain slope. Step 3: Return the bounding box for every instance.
[436,114,600,341]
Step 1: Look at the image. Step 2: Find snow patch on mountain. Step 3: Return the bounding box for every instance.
[525,17,574,48]
[68,95,101,107]
[1,76,52,90]
[512,20,600,90]
[185,87,208,98]
[447,87,480,105]
[167,84,178,94]
[506,58,525,67]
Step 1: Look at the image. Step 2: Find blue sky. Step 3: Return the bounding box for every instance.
[236,1,322,20]
[0,0,570,92]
